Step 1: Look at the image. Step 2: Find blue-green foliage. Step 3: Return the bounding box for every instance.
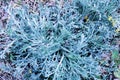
[0,0,119,80]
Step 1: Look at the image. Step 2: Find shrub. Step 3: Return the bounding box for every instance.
[0,0,119,80]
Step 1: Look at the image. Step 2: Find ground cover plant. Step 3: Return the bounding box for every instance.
[0,0,120,80]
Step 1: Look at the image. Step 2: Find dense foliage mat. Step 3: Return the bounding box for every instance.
[0,0,120,80]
